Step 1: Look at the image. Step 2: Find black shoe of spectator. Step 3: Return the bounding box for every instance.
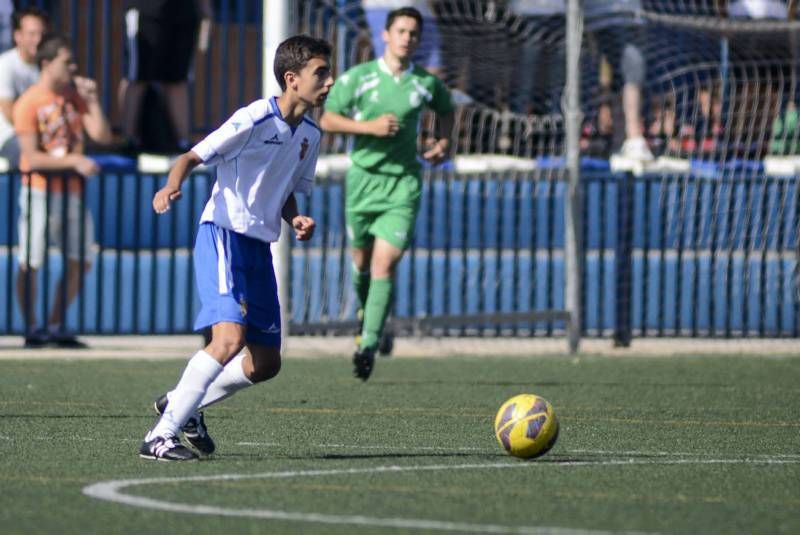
[23,330,50,348]
[49,332,88,349]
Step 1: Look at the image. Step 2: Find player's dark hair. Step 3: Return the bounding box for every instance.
[11,6,49,32]
[273,34,332,91]
[385,7,423,32]
[35,33,71,69]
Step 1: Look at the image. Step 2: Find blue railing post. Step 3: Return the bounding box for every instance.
[614,171,634,347]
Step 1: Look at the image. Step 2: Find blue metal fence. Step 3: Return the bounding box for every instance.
[2,165,796,338]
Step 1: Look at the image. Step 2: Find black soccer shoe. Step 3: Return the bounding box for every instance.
[377,328,394,357]
[153,394,216,455]
[139,434,198,461]
[353,346,376,382]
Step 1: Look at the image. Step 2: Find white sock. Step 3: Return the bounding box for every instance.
[165,353,254,411]
[198,353,253,409]
[148,351,223,439]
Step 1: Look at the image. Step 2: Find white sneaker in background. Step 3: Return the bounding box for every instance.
[619,137,654,161]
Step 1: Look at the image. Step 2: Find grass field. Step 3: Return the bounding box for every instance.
[1,352,798,534]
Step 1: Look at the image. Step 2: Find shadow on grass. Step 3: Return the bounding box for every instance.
[377,379,736,388]
[215,451,506,461]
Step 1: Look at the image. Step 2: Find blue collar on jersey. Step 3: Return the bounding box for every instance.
[271,96,299,135]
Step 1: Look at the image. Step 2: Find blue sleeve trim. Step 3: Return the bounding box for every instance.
[254,112,275,126]
[302,117,321,132]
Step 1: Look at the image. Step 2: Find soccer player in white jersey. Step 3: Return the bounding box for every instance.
[139,35,334,461]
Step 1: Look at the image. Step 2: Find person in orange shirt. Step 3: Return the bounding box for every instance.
[13,34,112,348]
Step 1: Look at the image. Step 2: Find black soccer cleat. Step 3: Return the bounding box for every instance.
[154,394,216,455]
[377,328,394,357]
[139,434,198,461]
[353,346,376,382]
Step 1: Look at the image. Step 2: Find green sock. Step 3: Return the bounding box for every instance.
[360,277,393,350]
[352,267,371,311]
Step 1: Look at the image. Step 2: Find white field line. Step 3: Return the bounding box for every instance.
[83,462,652,535]
[82,456,800,534]
[233,442,800,460]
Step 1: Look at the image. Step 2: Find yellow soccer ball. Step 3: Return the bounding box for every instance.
[494,394,559,459]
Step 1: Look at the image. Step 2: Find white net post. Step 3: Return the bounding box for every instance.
[565,0,584,353]
[264,0,294,349]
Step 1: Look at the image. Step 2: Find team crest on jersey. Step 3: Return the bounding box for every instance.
[300,137,309,160]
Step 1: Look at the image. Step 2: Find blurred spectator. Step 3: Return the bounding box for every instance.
[14,34,113,348]
[118,0,212,153]
[725,0,794,158]
[727,0,789,18]
[585,0,653,161]
[362,0,442,75]
[0,6,47,167]
[674,83,723,157]
[0,0,13,50]
[504,0,566,115]
[581,90,615,158]
[770,101,800,155]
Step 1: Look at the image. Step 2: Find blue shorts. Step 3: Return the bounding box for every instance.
[193,222,281,347]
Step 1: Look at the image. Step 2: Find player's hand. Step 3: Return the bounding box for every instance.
[291,215,315,241]
[370,114,399,137]
[422,138,450,165]
[73,76,99,104]
[73,155,100,177]
[152,185,182,214]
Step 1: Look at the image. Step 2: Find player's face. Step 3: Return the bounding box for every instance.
[14,15,46,62]
[382,15,421,61]
[44,48,77,89]
[295,56,334,107]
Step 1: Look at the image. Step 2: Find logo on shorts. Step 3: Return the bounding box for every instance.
[394,230,407,241]
[262,323,280,334]
[299,137,309,160]
[239,298,248,317]
[263,133,283,145]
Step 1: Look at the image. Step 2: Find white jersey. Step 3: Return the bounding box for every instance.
[0,48,39,146]
[192,96,320,243]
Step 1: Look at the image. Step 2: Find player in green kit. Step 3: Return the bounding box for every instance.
[320,6,453,381]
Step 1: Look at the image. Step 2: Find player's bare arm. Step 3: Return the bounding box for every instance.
[281,193,315,241]
[153,150,203,214]
[320,110,399,137]
[422,111,454,164]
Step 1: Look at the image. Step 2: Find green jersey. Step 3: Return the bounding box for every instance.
[325,58,454,176]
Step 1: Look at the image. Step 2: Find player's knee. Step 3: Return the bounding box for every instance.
[209,335,246,360]
[249,354,281,383]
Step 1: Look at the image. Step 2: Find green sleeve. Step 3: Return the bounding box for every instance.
[429,76,454,116]
[324,67,357,116]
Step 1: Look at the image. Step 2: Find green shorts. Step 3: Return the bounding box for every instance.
[345,166,421,250]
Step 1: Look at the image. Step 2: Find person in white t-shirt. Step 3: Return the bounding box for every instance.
[138,35,333,462]
[727,0,789,19]
[0,7,47,166]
